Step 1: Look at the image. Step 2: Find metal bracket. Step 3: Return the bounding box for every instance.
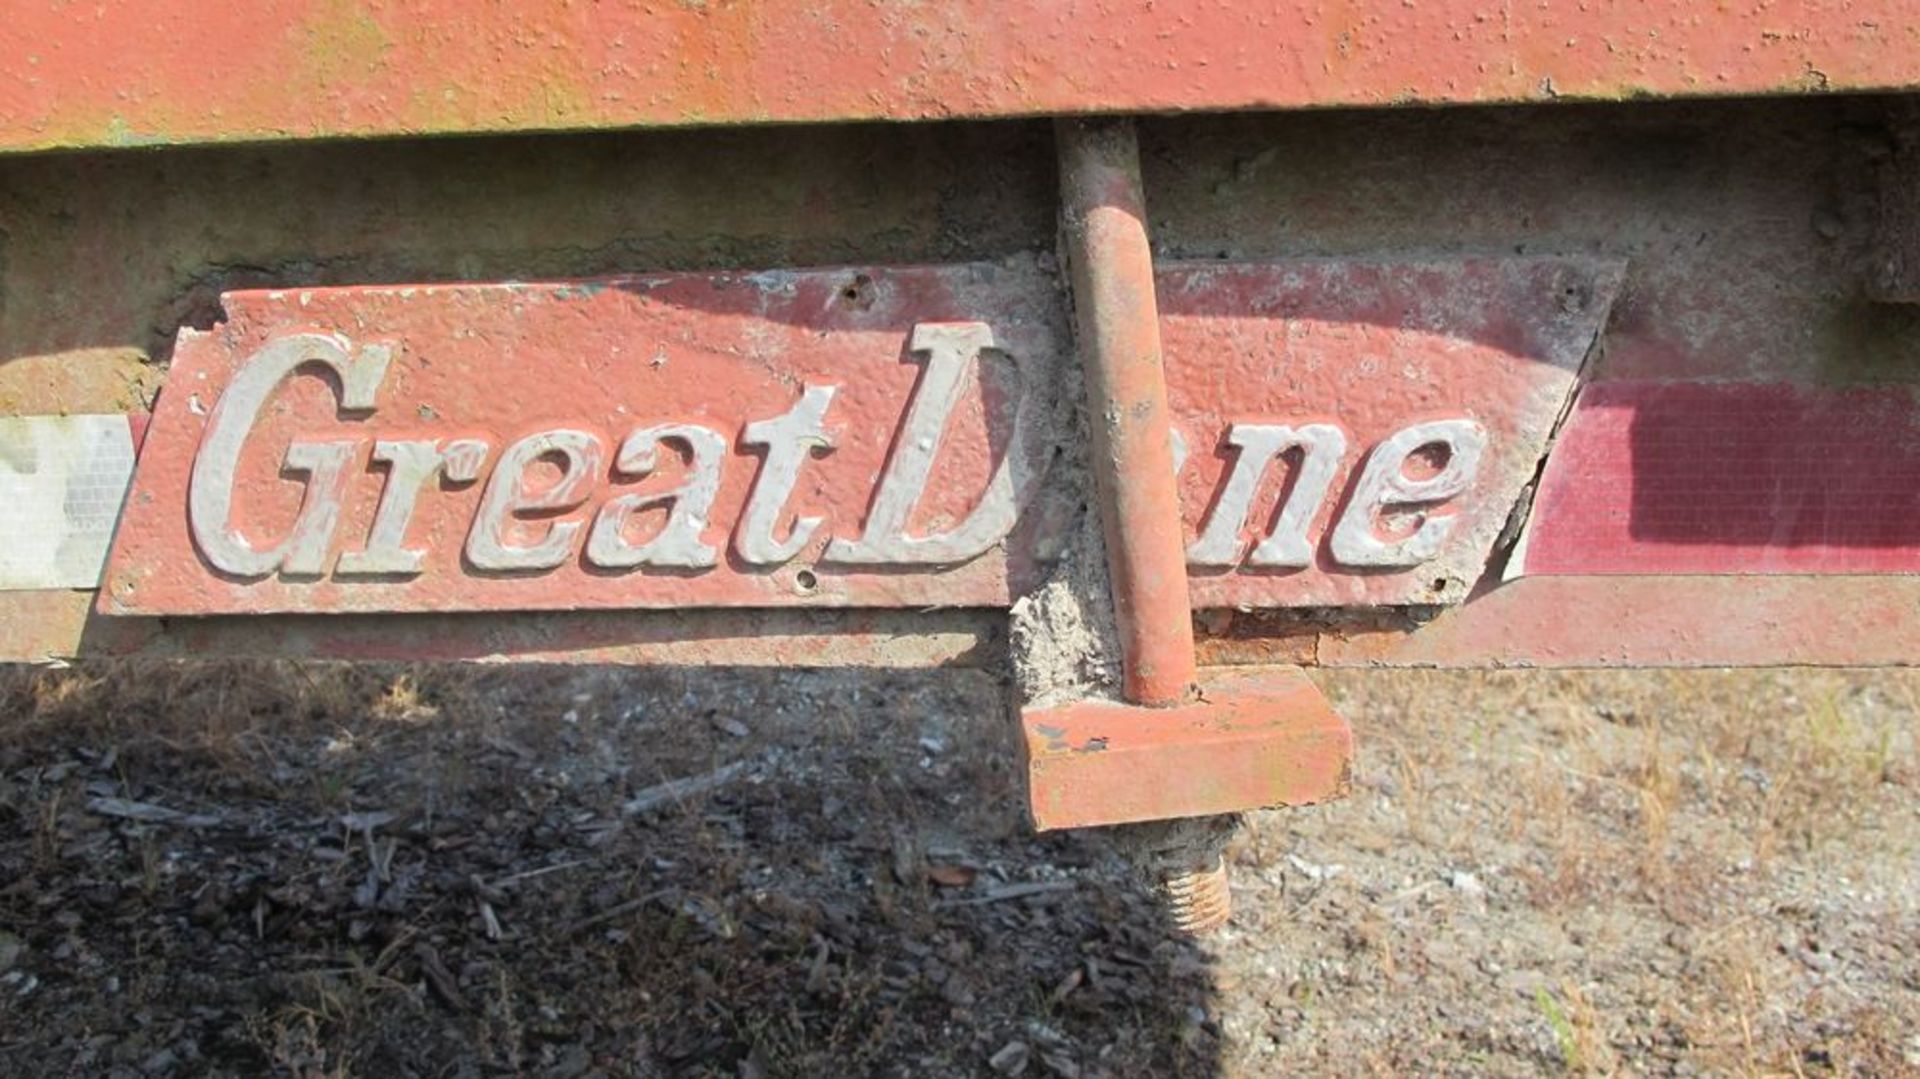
[1019,119,1354,845]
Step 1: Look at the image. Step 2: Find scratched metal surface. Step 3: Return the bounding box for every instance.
[2,2,1915,153]
[100,256,1617,618]
[3,99,1919,662]
[103,261,1071,615]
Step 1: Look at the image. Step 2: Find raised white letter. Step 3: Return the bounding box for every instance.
[585,424,727,569]
[734,386,836,565]
[337,438,490,575]
[465,429,604,571]
[1187,423,1348,569]
[1329,418,1487,567]
[188,333,392,578]
[826,322,1042,565]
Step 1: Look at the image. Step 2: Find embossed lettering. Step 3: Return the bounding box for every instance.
[338,438,490,575]
[182,326,1499,591]
[585,424,727,569]
[465,429,605,571]
[1187,423,1348,569]
[1330,418,1487,567]
[734,386,837,565]
[826,322,1042,565]
[188,333,392,577]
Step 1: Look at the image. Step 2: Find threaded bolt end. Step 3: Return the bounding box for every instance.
[1163,854,1231,933]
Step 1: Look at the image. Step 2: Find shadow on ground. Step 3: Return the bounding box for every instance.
[5,663,1917,1076]
[0,662,1223,1078]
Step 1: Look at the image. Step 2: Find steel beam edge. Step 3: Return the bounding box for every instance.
[5,2,1919,154]
[1042,118,1354,845]
[0,591,1001,668]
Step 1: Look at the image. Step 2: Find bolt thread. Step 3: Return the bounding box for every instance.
[1163,855,1231,933]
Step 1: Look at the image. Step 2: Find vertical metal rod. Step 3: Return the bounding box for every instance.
[1056,117,1197,707]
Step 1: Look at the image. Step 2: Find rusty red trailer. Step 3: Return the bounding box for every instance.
[4,1,1919,927]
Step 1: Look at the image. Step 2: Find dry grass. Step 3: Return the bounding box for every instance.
[1229,668,1918,1077]
[1317,669,1914,906]
[1535,980,1617,1075]
[4,661,383,785]
[2,662,1913,1077]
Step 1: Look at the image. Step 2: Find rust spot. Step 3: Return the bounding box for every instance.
[1022,667,1353,831]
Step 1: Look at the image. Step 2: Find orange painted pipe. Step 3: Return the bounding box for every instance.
[1056,118,1197,707]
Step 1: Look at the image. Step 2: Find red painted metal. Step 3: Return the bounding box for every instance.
[99,255,1623,619]
[1161,257,1622,607]
[103,262,1066,615]
[1519,381,1920,575]
[1023,667,1352,830]
[3,2,1916,153]
[17,574,1920,669]
[1025,121,1359,833]
[126,411,151,455]
[143,609,999,669]
[1023,120,1356,834]
[1315,576,1920,669]
[1058,119,1196,707]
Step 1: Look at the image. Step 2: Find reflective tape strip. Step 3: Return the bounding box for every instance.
[0,415,137,590]
[1514,381,1920,576]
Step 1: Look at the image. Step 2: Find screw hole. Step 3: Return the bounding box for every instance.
[838,273,875,309]
[794,569,819,593]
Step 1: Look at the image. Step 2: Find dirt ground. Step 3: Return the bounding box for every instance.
[0,661,1912,1078]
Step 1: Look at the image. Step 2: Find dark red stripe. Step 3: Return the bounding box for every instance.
[1523,381,1920,575]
